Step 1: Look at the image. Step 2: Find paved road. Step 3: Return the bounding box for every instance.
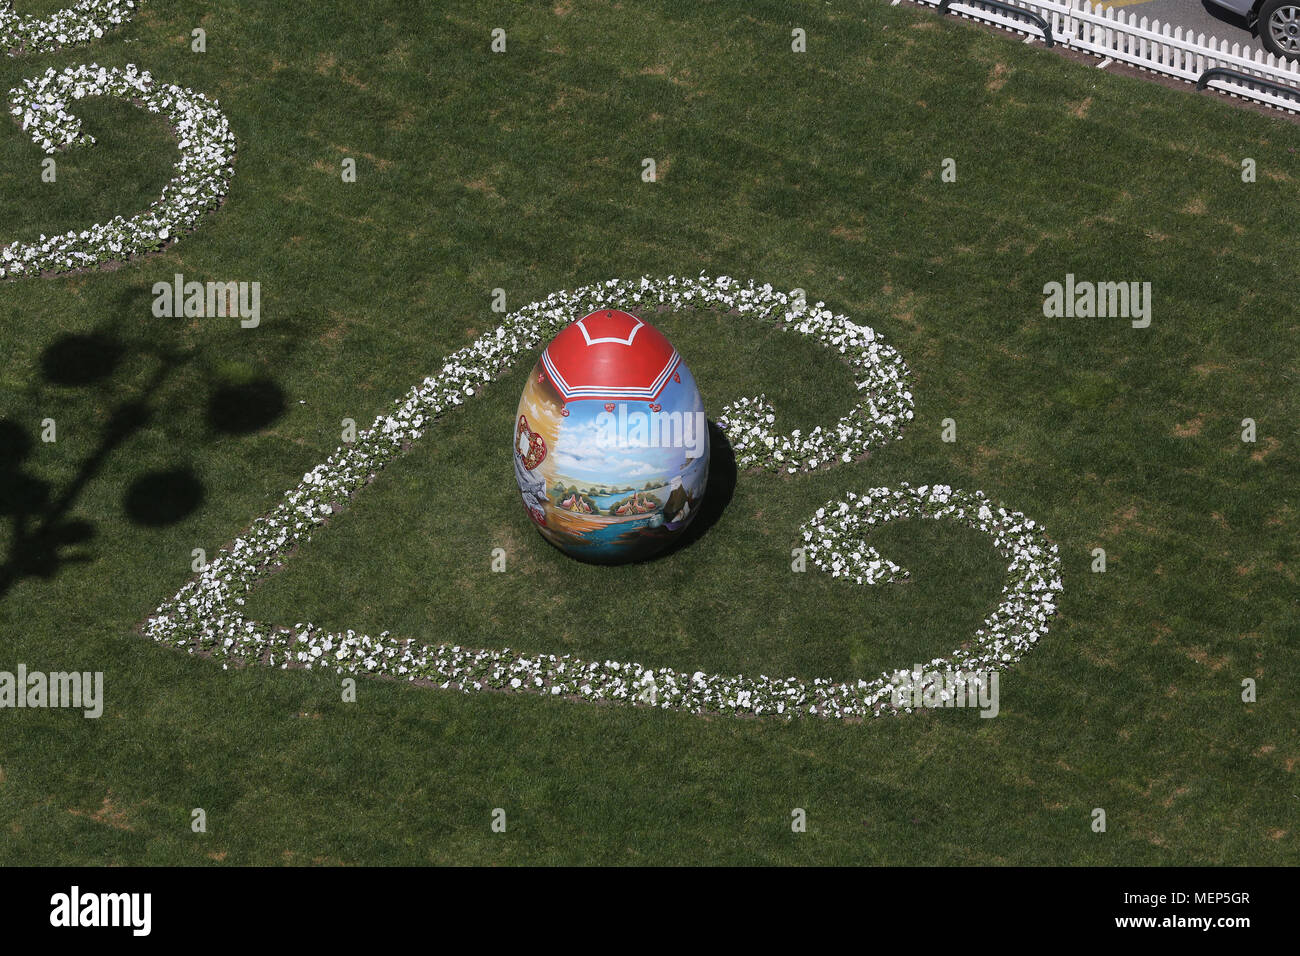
[1096,1,1259,47]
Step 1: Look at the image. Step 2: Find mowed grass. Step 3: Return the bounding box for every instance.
[0,0,1296,865]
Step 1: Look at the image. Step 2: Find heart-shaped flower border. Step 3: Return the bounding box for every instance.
[141,275,1060,720]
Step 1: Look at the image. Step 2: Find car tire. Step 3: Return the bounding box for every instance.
[1259,0,1300,58]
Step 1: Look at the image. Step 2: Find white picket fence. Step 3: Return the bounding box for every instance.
[911,0,1300,113]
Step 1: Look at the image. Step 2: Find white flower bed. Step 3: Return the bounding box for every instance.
[801,483,1063,713]
[714,296,912,472]
[2,63,235,279]
[141,275,1060,720]
[1,0,137,55]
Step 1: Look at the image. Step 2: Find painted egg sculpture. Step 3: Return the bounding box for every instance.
[514,309,710,563]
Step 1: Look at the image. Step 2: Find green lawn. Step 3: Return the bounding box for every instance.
[0,0,1296,865]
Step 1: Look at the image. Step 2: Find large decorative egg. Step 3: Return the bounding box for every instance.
[514,309,710,563]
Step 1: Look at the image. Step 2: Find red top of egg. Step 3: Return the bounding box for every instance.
[540,309,681,403]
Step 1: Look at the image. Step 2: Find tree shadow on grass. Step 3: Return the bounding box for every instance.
[0,307,291,603]
[39,332,123,386]
[0,417,96,590]
[206,378,286,435]
[123,467,206,527]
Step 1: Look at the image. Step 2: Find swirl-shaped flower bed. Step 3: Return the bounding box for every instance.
[2,63,236,279]
[801,483,1063,713]
[1,0,137,55]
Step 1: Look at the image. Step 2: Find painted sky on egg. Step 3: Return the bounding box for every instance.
[553,363,705,483]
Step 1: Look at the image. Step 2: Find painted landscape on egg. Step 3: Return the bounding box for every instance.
[514,323,709,562]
